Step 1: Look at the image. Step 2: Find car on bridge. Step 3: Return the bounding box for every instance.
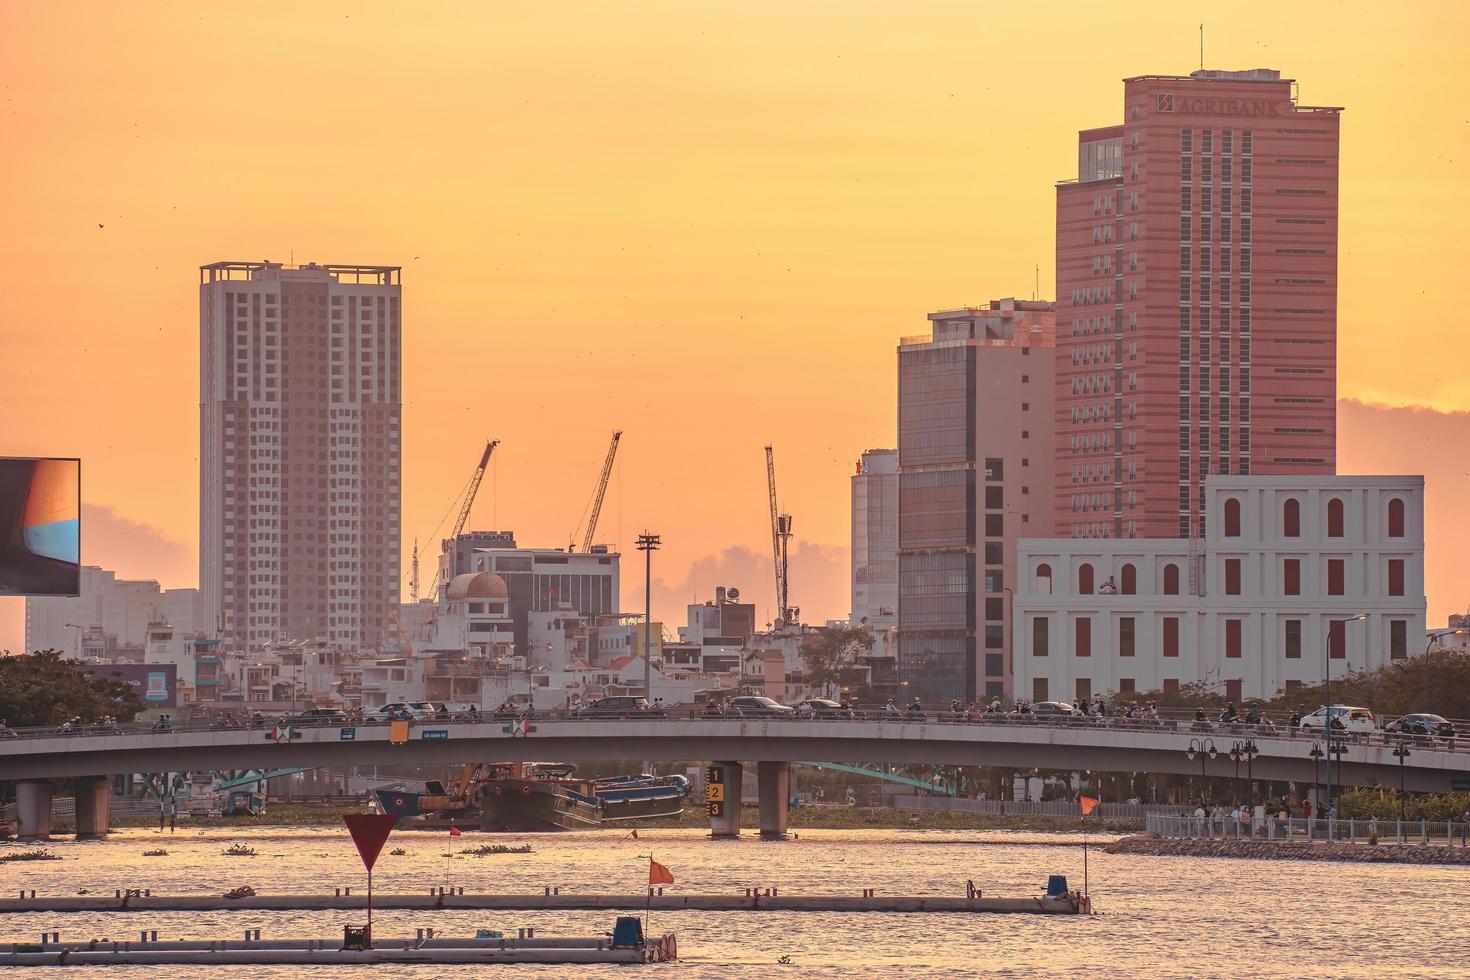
[793,698,851,718]
[726,696,796,718]
[574,696,667,719]
[1027,701,1081,718]
[1384,713,1457,738]
[1299,705,1377,733]
[374,702,444,721]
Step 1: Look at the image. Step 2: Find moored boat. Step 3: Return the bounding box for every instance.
[376,763,689,832]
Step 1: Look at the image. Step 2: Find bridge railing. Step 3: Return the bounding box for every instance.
[2,710,1466,757]
[1146,812,1470,847]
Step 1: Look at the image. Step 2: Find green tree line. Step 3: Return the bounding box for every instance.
[0,649,146,726]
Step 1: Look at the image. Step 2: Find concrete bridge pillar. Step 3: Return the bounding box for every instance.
[757,761,790,841]
[74,777,111,839]
[15,780,55,841]
[707,762,743,839]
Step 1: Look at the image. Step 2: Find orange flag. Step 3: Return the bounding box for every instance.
[1080,796,1100,816]
[449,824,462,837]
[648,858,675,886]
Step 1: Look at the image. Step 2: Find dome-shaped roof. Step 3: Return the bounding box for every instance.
[446,571,509,601]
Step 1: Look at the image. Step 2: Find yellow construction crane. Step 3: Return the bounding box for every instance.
[765,445,797,627]
[570,430,622,552]
[444,440,499,552]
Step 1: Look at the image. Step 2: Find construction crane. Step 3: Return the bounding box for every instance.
[409,539,420,603]
[765,444,797,627]
[444,440,498,552]
[570,430,622,552]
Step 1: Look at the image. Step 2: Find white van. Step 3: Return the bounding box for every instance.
[1300,705,1376,733]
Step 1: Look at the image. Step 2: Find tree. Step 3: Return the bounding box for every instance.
[0,649,147,726]
[799,625,875,698]
[1118,651,1470,722]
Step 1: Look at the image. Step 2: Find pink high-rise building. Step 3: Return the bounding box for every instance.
[1055,69,1341,541]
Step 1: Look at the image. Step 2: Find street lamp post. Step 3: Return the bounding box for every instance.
[1323,614,1367,816]
[1186,737,1217,808]
[635,533,661,703]
[1230,741,1245,804]
[1308,742,1324,812]
[1392,743,1411,822]
[1423,629,1466,714]
[1242,739,1260,808]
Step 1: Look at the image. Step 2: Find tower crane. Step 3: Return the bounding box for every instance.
[444,440,498,552]
[570,430,622,552]
[765,444,797,627]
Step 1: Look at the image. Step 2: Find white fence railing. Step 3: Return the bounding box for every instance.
[1146,812,1470,846]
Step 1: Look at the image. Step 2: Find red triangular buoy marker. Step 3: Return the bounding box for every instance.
[343,813,398,947]
[344,813,398,871]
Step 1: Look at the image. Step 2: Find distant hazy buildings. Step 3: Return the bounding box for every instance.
[896,299,1056,704]
[1013,476,1425,703]
[850,449,897,627]
[1056,69,1342,540]
[25,565,200,657]
[199,261,402,652]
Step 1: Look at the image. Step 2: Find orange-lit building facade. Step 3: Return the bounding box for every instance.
[1055,69,1341,541]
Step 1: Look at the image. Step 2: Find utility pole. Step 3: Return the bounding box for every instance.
[636,533,661,701]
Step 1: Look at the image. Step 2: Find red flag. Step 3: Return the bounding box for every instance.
[1080,796,1100,816]
[343,813,399,872]
[649,858,675,886]
[449,824,462,837]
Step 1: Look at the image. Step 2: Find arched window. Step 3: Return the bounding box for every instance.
[1327,498,1345,538]
[1388,497,1405,538]
[1283,498,1301,538]
[1224,498,1241,537]
[1036,563,1053,594]
[1163,563,1180,596]
[1120,563,1137,595]
[1078,563,1095,595]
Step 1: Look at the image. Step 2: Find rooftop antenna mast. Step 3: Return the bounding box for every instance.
[1199,23,1204,71]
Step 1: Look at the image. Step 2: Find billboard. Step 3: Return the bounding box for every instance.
[81,662,178,709]
[0,456,80,596]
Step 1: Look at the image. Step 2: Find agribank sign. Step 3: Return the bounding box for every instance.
[1156,92,1284,116]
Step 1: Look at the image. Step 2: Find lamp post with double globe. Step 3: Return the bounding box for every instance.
[1187,737,1217,808]
[1392,742,1412,822]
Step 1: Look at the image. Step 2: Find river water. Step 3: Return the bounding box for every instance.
[2,826,1466,977]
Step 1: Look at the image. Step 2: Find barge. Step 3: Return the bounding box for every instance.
[376,763,688,832]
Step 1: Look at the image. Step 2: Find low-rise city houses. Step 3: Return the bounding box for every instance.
[1012,476,1426,704]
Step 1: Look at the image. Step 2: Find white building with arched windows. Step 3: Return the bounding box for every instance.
[1011,476,1425,705]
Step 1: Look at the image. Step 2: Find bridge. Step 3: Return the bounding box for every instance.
[3,714,1466,839]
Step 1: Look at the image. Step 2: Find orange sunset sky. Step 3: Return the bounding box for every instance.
[2,1,1468,652]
